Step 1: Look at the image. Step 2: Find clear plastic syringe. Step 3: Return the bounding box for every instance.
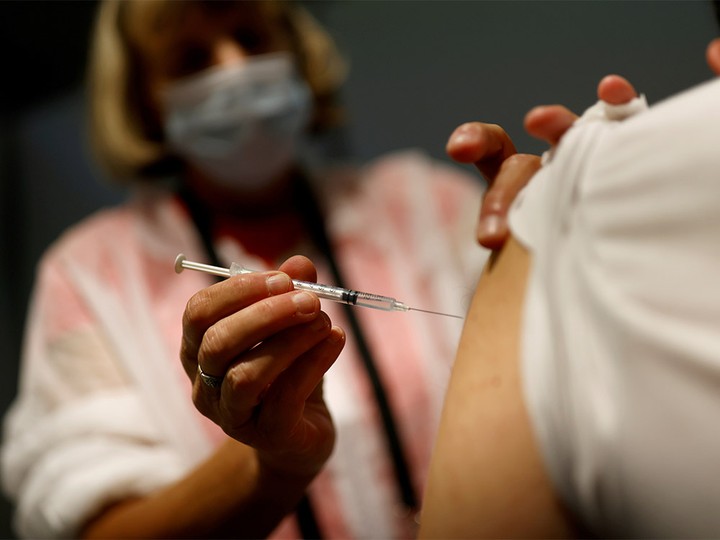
[175,254,463,319]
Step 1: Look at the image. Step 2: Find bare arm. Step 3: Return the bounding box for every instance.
[421,74,640,539]
[82,438,314,539]
[419,238,575,538]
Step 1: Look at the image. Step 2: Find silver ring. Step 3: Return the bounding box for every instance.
[197,364,224,389]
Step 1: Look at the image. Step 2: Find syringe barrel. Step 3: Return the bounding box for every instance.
[293,280,406,311]
[292,280,347,303]
[228,263,409,312]
[293,282,402,311]
[354,292,409,312]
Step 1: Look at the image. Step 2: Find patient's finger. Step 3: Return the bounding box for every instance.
[524,105,578,146]
[597,74,638,104]
[477,154,541,250]
[446,122,518,182]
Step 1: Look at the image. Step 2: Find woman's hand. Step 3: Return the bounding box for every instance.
[180,255,345,480]
[447,74,638,250]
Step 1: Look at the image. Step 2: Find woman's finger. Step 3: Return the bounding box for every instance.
[180,271,295,376]
[254,326,345,446]
[278,254,318,283]
[194,312,334,424]
[196,290,321,378]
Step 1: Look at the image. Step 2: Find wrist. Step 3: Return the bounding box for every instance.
[255,446,329,488]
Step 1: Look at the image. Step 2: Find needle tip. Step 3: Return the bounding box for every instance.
[174,253,186,274]
[409,307,464,319]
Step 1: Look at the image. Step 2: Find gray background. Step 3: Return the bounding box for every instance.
[0,1,717,537]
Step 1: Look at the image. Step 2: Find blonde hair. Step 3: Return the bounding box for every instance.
[87,0,348,183]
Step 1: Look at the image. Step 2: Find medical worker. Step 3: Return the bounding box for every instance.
[1,1,488,538]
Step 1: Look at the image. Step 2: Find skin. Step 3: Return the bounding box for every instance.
[419,76,639,539]
[707,37,720,75]
[82,5,346,539]
[420,235,578,538]
[450,74,639,250]
[180,256,343,480]
[420,39,720,539]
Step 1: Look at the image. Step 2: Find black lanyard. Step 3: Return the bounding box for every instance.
[179,176,418,538]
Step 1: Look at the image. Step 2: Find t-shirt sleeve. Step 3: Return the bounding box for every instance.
[509,78,720,537]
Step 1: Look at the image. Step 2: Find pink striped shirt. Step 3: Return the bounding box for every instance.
[2,150,487,539]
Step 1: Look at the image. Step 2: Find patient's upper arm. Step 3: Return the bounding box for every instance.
[419,237,576,539]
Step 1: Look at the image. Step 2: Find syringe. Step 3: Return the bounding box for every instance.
[175,254,463,319]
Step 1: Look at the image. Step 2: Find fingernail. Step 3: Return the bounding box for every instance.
[477,215,504,238]
[267,273,291,295]
[450,132,469,146]
[293,291,317,314]
[327,326,345,344]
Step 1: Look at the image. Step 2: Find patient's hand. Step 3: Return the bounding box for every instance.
[446,123,540,250]
[447,75,638,250]
[525,74,639,141]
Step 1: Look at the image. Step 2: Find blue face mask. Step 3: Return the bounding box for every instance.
[163,52,312,191]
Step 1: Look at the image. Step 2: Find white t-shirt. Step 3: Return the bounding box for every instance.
[509,77,720,537]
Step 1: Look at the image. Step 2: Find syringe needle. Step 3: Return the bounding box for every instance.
[408,307,464,320]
